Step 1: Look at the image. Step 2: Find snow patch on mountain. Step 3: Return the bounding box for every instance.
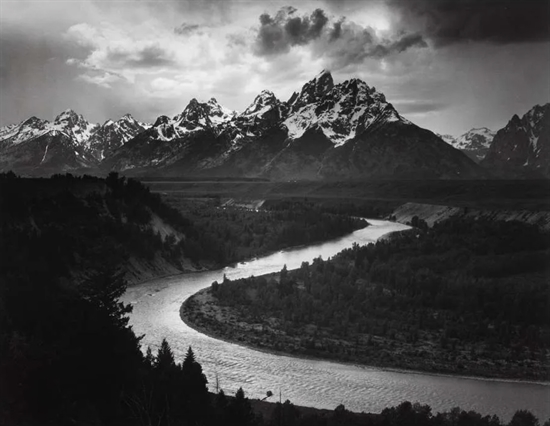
[454,128,495,150]
[437,127,495,162]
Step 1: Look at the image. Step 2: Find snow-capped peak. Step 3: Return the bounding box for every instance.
[149,98,236,142]
[0,109,148,164]
[206,98,237,124]
[289,70,335,111]
[50,109,99,147]
[173,97,236,127]
[242,90,279,117]
[0,116,50,147]
[438,127,495,162]
[54,108,77,120]
[284,73,406,146]
[312,69,334,93]
[153,115,172,128]
[454,127,495,149]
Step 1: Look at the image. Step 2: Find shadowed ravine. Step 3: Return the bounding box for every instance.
[122,219,550,422]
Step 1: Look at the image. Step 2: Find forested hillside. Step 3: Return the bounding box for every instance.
[162,196,367,264]
[187,217,550,380]
[0,172,204,284]
[0,173,366,284]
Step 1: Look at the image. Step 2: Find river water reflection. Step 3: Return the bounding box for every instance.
[122,219,550,421]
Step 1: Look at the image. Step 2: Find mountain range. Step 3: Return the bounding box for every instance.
[437,128,495,163]
[0,111,148,175]
[0,71,548,179]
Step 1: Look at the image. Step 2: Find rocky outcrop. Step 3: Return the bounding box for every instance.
[482,104,550,177]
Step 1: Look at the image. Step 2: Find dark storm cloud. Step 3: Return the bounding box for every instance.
[322,22,427,68]
[174,23,201,35]
[106,44,175,68]
[328,19,344,41]
[252,6,427,64]
[367,33,427,58]
[254,8,329,55]
[390,0,550,46]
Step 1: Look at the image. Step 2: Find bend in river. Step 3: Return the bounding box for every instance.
[122,219,550,422]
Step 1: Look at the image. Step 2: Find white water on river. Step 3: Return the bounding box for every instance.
[122,219,550,421]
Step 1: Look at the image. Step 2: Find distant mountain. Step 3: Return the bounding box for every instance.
[0,131,97,175]
[105,70,481,179]
[101,98,236,173]
[231,70,479,179]
[0,110,149,174]
[87,114,149,161]
[438,128,495,162]
[482,104,550,177]
[1,72,483,179]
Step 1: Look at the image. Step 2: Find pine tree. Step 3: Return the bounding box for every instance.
[181,346,209,425]
[82,265,132,329]
[182,346,196,368]
[155,339,175,371]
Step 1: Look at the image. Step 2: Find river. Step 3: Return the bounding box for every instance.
[122,219,550,422]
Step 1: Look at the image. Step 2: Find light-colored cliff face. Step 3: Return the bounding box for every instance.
[392,202,550,230]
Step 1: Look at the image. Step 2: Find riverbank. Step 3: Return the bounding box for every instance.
[126,215,369,286]
[181,283,549,383]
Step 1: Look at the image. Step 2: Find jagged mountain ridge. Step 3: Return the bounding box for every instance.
[88,114,149,160]
[438,127,495,162]
[101,98,239,172]
[0,131,97,175]
[2,71,483,179]
[0,111,150,174]
[103,70,481,179]
[482,104,550,177]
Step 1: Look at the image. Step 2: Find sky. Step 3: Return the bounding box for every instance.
[1,0,549,136]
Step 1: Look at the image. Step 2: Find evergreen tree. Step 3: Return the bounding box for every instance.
[155,339,175,371]
[82,264,132,330]
[181,346,210,424]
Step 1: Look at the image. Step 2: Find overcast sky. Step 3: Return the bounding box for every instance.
[1,0,549,135]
